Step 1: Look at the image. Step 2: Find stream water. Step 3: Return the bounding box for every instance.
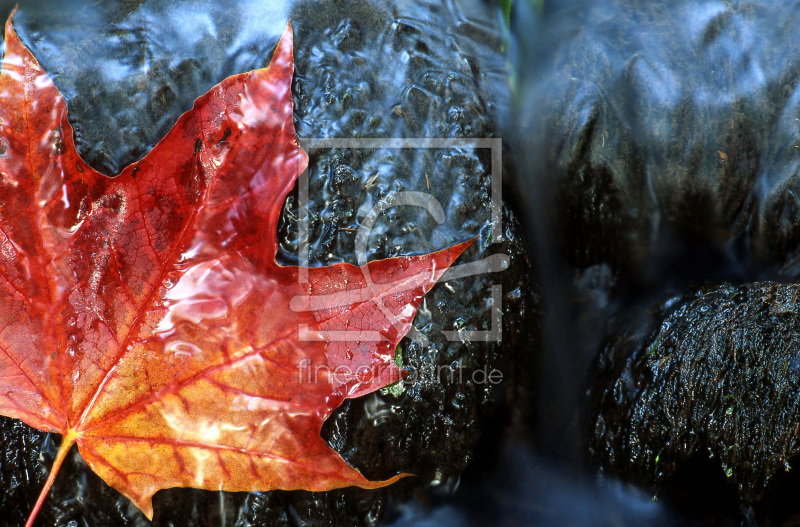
[5,0,799,526]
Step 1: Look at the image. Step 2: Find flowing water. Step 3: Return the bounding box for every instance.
[6,0,799,525]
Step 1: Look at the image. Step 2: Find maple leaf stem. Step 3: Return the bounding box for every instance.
[25,435,76,527]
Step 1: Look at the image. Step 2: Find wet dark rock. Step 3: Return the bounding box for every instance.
[510,4,800,523]
[0,1,536,526]
[590,282,800,521]
[515,0,800,283]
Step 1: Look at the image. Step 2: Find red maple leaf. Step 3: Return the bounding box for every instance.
[0,10,472,526]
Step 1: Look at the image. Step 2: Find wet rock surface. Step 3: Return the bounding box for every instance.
[510,1,800,524]
[516,0,800,284]
[0,1,537,526]
[590,282,800,525]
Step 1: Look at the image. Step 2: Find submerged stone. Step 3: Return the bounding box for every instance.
[590,282,800,517]
[0,1,538,526]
